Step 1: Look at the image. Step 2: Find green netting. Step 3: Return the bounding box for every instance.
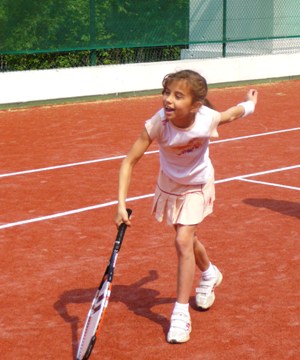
[181,0,300,59]
[1,0,299,54]
[0,0,189,54]
[0,0,299,70]
[188,0,300,43]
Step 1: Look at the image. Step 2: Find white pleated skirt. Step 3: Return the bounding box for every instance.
[152,169,215,226]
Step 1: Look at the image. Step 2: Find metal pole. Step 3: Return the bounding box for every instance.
[222,0,227,57]
[89,0,97,66]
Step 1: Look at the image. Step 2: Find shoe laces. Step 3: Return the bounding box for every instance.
[170,312,191,331]
[196,276,216,296]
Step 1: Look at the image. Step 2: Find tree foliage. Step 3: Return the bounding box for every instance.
[0,0,189,71]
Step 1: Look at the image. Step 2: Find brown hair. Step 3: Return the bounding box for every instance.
[162,69,214,109]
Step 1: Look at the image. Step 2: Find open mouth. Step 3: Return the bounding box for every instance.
[165,106,175,114]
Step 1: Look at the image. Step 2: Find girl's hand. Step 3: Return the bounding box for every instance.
[246,89,258,105]
[114,206,131,228]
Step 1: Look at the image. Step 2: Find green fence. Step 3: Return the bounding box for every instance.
[0,0,299,70]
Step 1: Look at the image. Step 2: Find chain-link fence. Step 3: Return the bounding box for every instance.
[1,0,299,71]
[182,0,300,59]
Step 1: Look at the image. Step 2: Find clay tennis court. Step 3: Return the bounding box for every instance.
[0,79,299,360]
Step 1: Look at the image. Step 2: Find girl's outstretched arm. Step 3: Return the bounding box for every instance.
[115,127,152,227]
[219,89,258,125]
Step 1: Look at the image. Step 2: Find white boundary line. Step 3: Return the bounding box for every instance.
[212,127,300,144]
[0,127,299,179]
[216,164,300,183]
[238,178,300,191]
[0,194,153,230]
[0,164,299,230]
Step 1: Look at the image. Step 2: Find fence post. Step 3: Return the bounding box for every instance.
[222,0,227,57]
[89,0,97,66]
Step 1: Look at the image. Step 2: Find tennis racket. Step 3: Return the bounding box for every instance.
[76,208,132,360]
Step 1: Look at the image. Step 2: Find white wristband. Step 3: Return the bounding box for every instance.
[237,100,255,117]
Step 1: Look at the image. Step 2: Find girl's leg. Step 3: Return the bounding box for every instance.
[167,224,196,343]
[168,225,222,344]
[193,232,223,310]
[193,232,210,272]
[174,224,198,304]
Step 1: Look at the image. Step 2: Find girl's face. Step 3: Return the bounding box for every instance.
[162,79,201,128]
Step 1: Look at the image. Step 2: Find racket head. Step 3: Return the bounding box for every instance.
[76,279,112,360]
[77,208,132,360]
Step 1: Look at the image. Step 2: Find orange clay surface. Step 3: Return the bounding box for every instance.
[0,80,299,360]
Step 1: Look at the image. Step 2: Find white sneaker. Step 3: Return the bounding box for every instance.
[195,265,223,310]
[167,312,192,344]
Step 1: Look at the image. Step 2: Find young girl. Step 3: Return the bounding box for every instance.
[114,69,258,344]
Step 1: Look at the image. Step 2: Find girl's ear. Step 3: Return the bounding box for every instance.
[191,101,202,113]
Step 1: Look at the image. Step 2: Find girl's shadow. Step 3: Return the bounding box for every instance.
[243,198,300,219]
[54,270,174,359]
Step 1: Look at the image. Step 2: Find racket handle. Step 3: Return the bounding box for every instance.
[119,208,132,229]
[115,208,132,251]
[126,208,132,218]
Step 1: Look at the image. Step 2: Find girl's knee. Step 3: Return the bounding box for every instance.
[175,224,198,255]
[175,234,193,256]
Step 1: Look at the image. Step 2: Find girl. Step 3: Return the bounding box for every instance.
[114,69,258,343]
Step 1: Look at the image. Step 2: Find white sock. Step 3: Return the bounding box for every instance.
[202,262,215,280]
[173,302,189,315]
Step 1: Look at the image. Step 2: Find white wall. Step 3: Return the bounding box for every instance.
[0,52,299,105]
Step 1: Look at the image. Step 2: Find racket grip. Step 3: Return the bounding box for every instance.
[126,208,132,218]
[120,208,132,230]
[115,208,132,251]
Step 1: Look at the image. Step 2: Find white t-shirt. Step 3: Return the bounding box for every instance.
[145,106,221,185]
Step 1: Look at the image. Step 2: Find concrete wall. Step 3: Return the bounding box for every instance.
[0,52,299,105]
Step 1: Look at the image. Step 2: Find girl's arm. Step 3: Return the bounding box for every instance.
[115,127,152,227]
[219,89,258,125]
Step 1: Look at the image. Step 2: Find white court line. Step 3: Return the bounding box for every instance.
[0,127,299,179]
[216,164,300,183]
[0,194,154,230]
[0,151,155,179]
[238,178,300,191]
[212,127,300,144]
[0,164,298,230]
